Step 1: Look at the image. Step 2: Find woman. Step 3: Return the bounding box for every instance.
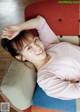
[1,15,80,100]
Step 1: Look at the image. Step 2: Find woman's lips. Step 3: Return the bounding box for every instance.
[37,50,44,55]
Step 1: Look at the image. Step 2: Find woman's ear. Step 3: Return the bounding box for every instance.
[15,55,26,61]
[15,55,22,61]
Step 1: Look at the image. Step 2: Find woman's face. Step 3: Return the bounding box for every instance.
[21,35,47,63]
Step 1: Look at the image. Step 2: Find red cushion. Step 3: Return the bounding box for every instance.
[23,106,31,112]
[25,0,79,36]
[31,106,63,112]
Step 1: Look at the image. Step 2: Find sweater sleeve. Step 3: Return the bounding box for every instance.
[37,71,80,100]
[36,15,60,48]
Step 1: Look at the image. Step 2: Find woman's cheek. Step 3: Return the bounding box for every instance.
[39,41,43,47]
[40,43,44,49]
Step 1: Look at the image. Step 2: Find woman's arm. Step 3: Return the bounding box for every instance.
[1,16,40,40]
[37,71,80,100]
[2,16,60,47]
[36,16,60,48]
[19,17,40,31]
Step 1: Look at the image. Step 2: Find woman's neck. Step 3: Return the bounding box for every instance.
[34,54,51,70]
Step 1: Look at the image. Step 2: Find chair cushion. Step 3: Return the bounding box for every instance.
[1,59,37,110]
[32,85,76,112]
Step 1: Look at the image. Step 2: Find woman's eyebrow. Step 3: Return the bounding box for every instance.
[33,37,38,41]
[24,44,28,49]
[23,37,36,50]
[22,43,29,50]
[23,41,32,50]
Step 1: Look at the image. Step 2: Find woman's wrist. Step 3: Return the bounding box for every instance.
[18,24,24,31]
[18,21,29,31]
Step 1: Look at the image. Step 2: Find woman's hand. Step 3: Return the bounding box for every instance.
[1,26,21,40]
[1,16,40,40]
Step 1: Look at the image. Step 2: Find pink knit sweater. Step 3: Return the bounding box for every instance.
[36,16,80,100]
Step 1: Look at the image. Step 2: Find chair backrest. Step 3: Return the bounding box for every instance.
[25,0,80,35]
[25,0,80,45]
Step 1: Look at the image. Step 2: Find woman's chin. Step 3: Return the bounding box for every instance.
[37,52,47,60]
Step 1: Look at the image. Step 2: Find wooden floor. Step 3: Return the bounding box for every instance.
[0,0,41,111]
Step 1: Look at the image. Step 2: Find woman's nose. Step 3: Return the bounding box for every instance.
[33,44,41,51]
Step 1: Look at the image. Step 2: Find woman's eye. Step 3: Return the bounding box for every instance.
[35,38,38,42]
[27,46,31,50]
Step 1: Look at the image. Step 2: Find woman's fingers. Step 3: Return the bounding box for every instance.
[1,26,20,40]
[2,32,12,35]
[1,35,9,39]
[2,33,12,39]
[1,31,19,40]
[4,28,9,31]
[2,29,13,34]
[2,28,13,39]
[2,30,12,33]
[1,36,13,40]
